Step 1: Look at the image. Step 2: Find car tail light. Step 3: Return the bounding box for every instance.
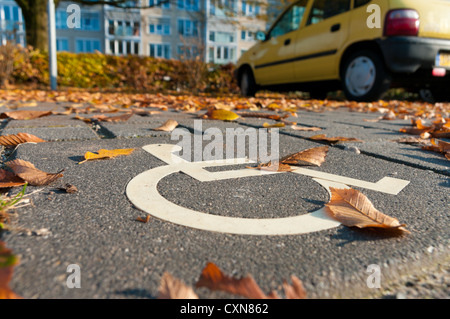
[384,9,420,36]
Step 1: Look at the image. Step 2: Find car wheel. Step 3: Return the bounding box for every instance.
[341,50,391,102]
[239,68,257,97]
[430,88,449,102]
[418,89,435,103]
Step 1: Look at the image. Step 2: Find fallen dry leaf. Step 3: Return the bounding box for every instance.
[195,262,306,299]
[78,148,135,164]
[93,113,133,122]
[158,272,199,299]
[202,108,239,121]
[0,241,22,299]
[153,119,179,132]
[263,122,285,128]
[281,146,329,167]
[422,138,450,160]
[0,169,26,188]
[0,110,53,120]
[310,134,363,144]
[59,183,78,194]
[291,125,322,131]
[6,159,63,186]
[325,187,409,233]
[0,133,46,147]
[196,262,269,299]
[248,161,293,172]
[136,215,150,223]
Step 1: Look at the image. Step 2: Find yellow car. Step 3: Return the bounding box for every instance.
[236,0,450,101]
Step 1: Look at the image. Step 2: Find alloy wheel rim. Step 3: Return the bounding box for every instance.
[345,56,376,97]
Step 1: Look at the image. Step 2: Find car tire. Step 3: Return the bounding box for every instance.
[239,68,257,97]
[430,88,450,102]
[341,50,391,102]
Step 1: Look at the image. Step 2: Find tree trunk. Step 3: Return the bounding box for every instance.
[18,0,49,51]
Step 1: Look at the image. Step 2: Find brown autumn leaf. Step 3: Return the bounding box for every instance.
[153,119,179,132]
[0,169,26,188]
[310,134,363,144]
[59,183,78,194]
[282,276,308,299]
[0,110,53,120]
[136,215,150,223]
[93,113,133,122]
[281,146,329,167]
[248,161,293,172]
[158,272,199,299]
[291,125,322,131]
[195,262,306,299]
[78,148,135,164]
[392,136,428,144]
[422,138,450,160]
[196,262,268,299]
[399,127,429,136]
[0,241,22,299]
[0,133,46,147]
[325,187,409,233]
[6,159,64,186]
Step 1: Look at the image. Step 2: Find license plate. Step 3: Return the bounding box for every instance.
[437,53,450,67]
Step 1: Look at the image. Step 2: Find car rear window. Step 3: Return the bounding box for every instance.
[354,0,372,8]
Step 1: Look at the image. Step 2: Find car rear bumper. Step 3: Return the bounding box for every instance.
[376,36,450,73]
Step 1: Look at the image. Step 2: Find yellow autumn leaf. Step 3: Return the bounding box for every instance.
[263,122,285,128]
[203,108,239,121]
[79,148,135,164]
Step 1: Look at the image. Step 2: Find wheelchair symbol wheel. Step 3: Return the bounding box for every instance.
[126,144,409,236]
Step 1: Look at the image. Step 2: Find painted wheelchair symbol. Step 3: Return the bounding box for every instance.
[126,144,410,236]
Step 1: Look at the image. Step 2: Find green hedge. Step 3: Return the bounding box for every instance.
[7,45,238,93]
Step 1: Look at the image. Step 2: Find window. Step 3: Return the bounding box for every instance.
[354,0,371,8]
[269,0,307,38]
[209,45,236,64]
[242,1,260,16]
[81,12,100,31]
[177,0,199,11]
[149,0,170,8]
[56,9,68,29]
[149,19,170,35]
[210,0,237,16]
[241,30,254,41]
[108,20,140,36]
[307,0,351,25]
[178,19,199,37]
[150,43,171,58]
[56,38,69,51]
[75,39,101,53]
[209,31,235,43]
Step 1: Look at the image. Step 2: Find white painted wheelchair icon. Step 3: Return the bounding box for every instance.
[126,144,410,236]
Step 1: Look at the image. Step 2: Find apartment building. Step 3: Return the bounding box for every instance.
[0,0,25,46]
[0,0,271,64]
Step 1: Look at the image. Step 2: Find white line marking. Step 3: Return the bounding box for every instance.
[126,144,410,235]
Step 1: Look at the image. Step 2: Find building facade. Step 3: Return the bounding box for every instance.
[0,0,272,64]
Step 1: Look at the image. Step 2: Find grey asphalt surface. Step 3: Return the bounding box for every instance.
[0,100,449,299]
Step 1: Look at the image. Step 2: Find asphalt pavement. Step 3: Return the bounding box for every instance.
[0,99,448,299]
